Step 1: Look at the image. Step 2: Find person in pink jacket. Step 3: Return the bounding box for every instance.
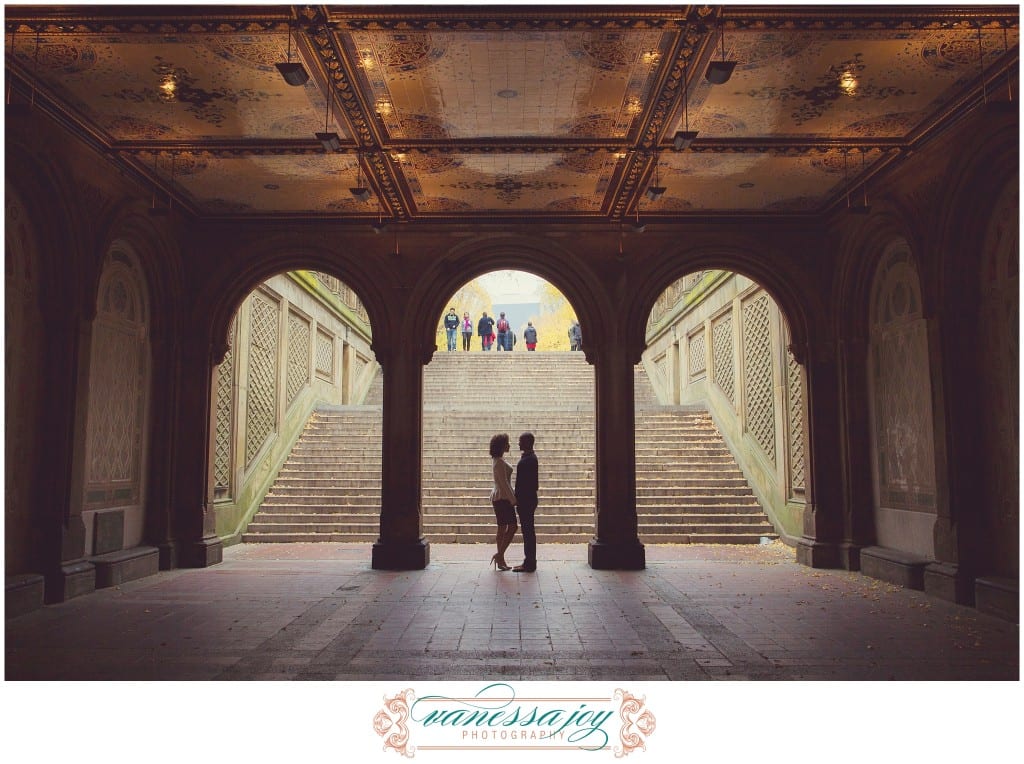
[488,433,518,570]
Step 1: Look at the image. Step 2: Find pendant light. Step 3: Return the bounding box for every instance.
[276,18,309,86]
[673,57,699,150]
[316,91,341,152]
[705,16,737,85]
[645,155,666,201]
[349,154,371,202]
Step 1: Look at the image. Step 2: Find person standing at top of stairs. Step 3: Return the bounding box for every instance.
[496,312,511,351]
[444,307,460,352]
[478,312,495,351]
[524,322,538,351]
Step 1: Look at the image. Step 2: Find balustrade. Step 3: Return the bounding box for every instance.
[312,271,371,328]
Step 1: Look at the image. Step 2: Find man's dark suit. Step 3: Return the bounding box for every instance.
[515,450,539,569]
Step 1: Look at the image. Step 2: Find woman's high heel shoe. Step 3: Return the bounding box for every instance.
[490,554,510,571]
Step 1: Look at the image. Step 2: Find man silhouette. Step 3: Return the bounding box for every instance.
[513,432,538,572]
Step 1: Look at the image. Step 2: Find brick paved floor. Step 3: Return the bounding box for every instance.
[4,542,1018,681]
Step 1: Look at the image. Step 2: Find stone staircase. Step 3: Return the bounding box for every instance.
[243,351,776,544]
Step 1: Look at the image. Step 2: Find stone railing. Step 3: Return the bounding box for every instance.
[646,270,711,332]
[313,271,371,328]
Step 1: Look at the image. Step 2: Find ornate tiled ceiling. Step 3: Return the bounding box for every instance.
[5,5,1018,222]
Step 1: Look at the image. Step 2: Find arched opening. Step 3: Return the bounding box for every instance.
[421,269,595,560]
[638,268,808,545]
[209,269,380,545]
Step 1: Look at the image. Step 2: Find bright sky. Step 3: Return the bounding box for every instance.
[477,270,543,304]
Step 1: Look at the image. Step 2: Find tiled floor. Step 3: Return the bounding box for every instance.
[4,542,1018,681]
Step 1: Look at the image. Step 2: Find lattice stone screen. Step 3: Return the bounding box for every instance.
[213,321,235,494]
[688,328,706,378]
[743,292,775,463]
[246,294,280,467]
[286,310,311,407]
[712,313,734,405]
[315,329,334,380]
[787,351,806,492]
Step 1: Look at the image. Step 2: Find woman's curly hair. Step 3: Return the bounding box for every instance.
[489,433,509,458]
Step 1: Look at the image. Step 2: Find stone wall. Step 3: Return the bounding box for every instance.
[643,272,806,541]
[211,271,377,542]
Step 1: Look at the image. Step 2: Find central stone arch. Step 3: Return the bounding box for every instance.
[409,234,610,359]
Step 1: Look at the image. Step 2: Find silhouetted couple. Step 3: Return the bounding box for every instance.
[488,432,538,573]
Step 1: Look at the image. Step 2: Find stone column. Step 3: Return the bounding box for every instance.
[47,313,96,602]
[588,335,645,570]
[922,313,973,603]
[795,339,845,569]
[341,335,354,405]
[372,341,430,570]
[146,334,180,570]
[173,339,223,568]
[835,335,875,570]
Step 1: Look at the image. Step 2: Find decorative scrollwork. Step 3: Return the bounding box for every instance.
[613,688,656,757]
[373,689,416,757]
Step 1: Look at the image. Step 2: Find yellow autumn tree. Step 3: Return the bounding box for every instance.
[435,280,493,352]
[529,282,575,351]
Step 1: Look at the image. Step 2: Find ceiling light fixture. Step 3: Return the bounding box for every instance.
[631,200,646,233]
[673,57,699,150]
[645,155,666,202]
[276,18,309,86]
[316,91,341,152]
[350,155,372,202]
[705,15,737,85]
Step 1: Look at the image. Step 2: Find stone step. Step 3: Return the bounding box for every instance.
[246,358,776,544]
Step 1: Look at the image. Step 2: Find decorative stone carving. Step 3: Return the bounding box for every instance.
[245,293,279,467]
[712,313,734,405]
[743,291,776,463]
[286,310,311,407]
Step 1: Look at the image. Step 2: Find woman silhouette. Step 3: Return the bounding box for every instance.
[488,433,518,570]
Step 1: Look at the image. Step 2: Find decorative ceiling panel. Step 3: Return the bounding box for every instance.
[672,28,1018,139]
[403,152,621,213]
[10,33,342,142]
[648,149,887,213]
[170,153,363,214]
[346,29,672,139]
[5,5,1017,220]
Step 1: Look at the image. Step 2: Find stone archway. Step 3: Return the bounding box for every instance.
[638,268,809,546]
[418,268,597,556]
[206,267,379,545]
